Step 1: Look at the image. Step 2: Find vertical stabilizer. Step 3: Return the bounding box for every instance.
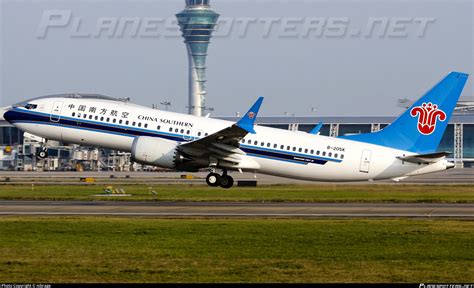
[342,72,469,153]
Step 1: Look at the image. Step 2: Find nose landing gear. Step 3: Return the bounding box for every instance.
[206,170,234,189]
[37,148,49,159]
[36,139,49,159]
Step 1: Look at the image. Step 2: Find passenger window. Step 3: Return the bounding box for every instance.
[248,140,251,144]
[89,115,93,120]
[328,152,332,157]
[113,119,117,123]
[119,120,123,124]
[205,133,209,136]
[254,141,258,145]
[126,121,129,125]
[198,132,202,136]
[138,123,142,127]
[317,151,320,155]
[72,112,76,117]
[304,149,308,153]
[267,143,271,148]
[175,128,179,133]
[106,118,110,122]
[132,122,136,126]
[287,146,290,150]
[180,129,184,134]
[169,127,173,132]
[280,145,284,149]
[273,144,277,149]
[144,123,148,128]
[95,116,99,120]
[335,153,338,158]
[77,113,82,118]
[261,142,265,147]
[298,148,302,152]
[341,155,345,159]
[322,151,326,156]
[292,147,296,151]
[100,117,104,121]
[83,114,87,119]
[187,130,190,135]
[310,150,314,154]
[157,126,161,130]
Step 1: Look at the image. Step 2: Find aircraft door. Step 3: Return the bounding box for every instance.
[359,149,372,173]
[50,101,63,122]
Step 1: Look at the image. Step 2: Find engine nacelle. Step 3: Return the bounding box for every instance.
[131,136,180,169]
[131,136,208,171]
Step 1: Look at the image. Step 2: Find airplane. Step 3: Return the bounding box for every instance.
[2,72,469,188]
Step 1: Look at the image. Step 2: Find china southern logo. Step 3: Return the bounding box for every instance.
[410,102,447,135]
[247,112,256,120]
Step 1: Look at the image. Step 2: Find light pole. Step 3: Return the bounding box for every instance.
[160,101,172,111]
[284,112,297,131]
[202,106,214,115]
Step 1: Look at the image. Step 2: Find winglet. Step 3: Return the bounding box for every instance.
[236,97,264,134]
[309,121,323,135]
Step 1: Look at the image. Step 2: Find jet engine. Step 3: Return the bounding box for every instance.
[131,136,205,171]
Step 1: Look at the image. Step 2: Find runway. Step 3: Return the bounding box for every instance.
[0,201,472,219]
[1,168,473,185]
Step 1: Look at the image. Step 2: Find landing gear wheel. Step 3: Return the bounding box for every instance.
[38,149,48,159]
[220,175,234,189]
[206,173,221,187]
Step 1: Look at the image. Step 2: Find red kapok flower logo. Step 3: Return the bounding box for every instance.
[410,102,447,135]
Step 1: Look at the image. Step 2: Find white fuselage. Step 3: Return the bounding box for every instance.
[7,97,451,181]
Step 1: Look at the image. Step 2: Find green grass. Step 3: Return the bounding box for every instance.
[0,217,472,283]
[0,184,473,203]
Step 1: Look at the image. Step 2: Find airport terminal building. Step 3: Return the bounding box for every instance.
[0,100,473,171]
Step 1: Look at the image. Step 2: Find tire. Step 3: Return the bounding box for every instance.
[220,175,234,189]
[206,173,221,187]
[38,150,48,159]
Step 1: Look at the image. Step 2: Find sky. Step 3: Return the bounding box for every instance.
[1,0,473,117]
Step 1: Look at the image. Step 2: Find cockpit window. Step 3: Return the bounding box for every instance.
[24,104,38,110]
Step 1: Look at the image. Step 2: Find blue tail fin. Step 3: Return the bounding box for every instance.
[341,72,469,153]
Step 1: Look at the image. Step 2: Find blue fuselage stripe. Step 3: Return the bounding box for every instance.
[6,109,340,166]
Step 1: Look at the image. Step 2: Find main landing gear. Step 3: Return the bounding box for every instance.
[206,170,234,189]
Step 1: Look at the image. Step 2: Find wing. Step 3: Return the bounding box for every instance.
[178,97,264,170]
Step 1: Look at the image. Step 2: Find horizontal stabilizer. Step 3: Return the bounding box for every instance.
[397,151,451,164]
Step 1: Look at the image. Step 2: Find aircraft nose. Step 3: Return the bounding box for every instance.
[0,107,8,120]
[0,106,13,122]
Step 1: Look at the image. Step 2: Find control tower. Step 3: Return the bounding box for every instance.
[176,0,219,116]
